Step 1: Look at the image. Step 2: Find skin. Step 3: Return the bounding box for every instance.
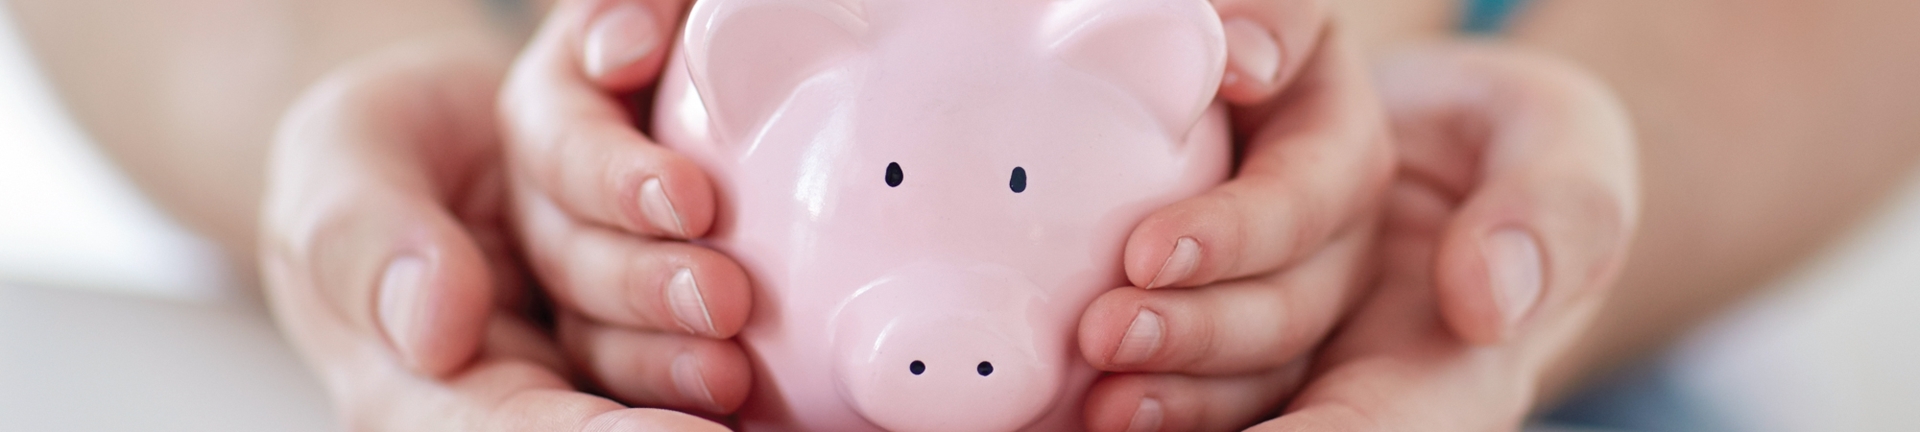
[500,0,757,415]
[1253,45,1639,431]
[6,0,510,259]
[1340,0,1920,397]
[505,1,1398,429]
[260,36,729,430]
[12,0,1920,429]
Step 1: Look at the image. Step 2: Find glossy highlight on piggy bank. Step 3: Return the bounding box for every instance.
[651,0,1231,430]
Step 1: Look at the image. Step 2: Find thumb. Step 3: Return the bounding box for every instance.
[261,41,508,375]
[1375,45,1641,344]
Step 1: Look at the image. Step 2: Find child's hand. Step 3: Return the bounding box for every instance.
[497,0,755,414]
[1252,45,1639,431]
[259,36,727,430]
[1076,1,1404,429]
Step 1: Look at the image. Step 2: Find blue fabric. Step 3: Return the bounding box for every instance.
[1462,0,1529,34]
[1538,358,1741,432]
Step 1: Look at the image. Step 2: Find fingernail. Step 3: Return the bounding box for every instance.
[377,256,429,362]
[583,2,660,80]
[1223,18,1283,88]
[1485,228,1544,329]
[1145,237,1199,289]
[1125,397,1164,432]
[639,177,688,237]
[1111,308,1164,366]
[671,352,718,410]
[666,268,716,336]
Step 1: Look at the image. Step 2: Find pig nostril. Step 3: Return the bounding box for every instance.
[909,360,926,375]
[886,162,904,187]
[1009,167,1027,193]
[977,361,993,376]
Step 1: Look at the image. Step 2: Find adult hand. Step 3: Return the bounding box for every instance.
[259,35,727,430]
[1077,1,1403,429]
[1250,45,1640,431]
[497,0,755,415]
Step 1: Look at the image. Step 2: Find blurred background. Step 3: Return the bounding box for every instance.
[0,4,333,430]
[1,1,1917,431]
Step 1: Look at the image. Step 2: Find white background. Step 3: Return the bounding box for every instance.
[0,3,331,430]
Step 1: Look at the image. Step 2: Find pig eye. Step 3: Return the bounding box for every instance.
[1009,167,1027,193]
[909,360,926,375]
[976,361,994,376]
[886,162,904,187]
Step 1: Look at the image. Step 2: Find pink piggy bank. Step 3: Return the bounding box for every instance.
[652,0,1231,430]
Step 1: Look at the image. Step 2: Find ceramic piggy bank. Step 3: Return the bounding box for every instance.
[651,0,1231,430]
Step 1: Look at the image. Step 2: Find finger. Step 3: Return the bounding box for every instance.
[1124,31,1394,290]
[269,248,732,432]
[501,0,716,239]
[265,198,728,431]
[513,180,752,337]
[557,313,754,415]
[575,0,693,90]
[1211,0,1330,105]
[259,34,732,432]
[261,43,508,376]
[1376,46,1640,344]
[1083,360,1310,432]
[1083,226,1372,374]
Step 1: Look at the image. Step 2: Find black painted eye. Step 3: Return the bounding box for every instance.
[909,360,926,375]
[976,361,994,376]
[1009,167,1026,193]
[886,162,904,187]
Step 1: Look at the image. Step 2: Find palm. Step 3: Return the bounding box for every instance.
[1247,46,1638,431]
[260,40,728,430]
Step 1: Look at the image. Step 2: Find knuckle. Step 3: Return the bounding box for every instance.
[1514,56,1615,108]
[1267,283,1310,363]
[511,197,568,285]
[1543,177,1635,293]
[1183,303,1221,370]
[285,197,376,283]
[1275,186,1332,264]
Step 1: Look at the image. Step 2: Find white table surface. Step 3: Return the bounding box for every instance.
[0,284,335,431]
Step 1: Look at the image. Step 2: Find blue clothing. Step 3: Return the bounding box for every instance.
[1538,360,1741,432]
[1461,0,1529,34]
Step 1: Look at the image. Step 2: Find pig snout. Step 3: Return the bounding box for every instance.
[843,316,1057,432]
[831,265,1066,432]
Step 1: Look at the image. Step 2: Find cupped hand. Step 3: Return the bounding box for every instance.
[1078,1,1403,429]
[497,0,757,415]
[259,35,727,430]
[1250,44,1640,431]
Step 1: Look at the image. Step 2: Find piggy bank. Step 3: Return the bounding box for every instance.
[651,0,1231,430]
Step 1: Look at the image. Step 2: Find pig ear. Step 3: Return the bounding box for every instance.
[682,0,867,143]
[1045,0,1226,137]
